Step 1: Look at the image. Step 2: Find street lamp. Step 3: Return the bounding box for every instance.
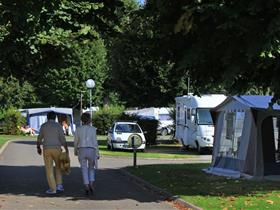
[80,91,85,126]
[86,79,95,124]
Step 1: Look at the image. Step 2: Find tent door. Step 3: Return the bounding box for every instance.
[261,116,280,175]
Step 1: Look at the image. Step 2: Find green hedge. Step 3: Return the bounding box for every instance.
[92,106,158,145]
[92,105,125,135]
[2,108,25,135]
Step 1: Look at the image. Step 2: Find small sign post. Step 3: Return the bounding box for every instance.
[132,136,137,167]
[127,134,142,168]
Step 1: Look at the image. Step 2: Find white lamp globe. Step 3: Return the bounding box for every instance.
[86,79,95,89]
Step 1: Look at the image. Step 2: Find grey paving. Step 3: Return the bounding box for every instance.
[0,140,210,210]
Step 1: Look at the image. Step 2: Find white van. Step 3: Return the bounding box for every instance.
[175,94,226,153]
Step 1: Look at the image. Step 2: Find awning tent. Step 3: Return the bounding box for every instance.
[20,107,75,135]
[204,95,280,179]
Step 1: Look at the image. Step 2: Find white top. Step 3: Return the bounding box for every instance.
[74,125,99,156]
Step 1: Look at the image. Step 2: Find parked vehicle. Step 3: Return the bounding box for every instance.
[175,94,226,153]
[107,121,146,151]
[125,107,173,136]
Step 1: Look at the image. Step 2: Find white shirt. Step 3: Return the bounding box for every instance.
[74,125,99,156]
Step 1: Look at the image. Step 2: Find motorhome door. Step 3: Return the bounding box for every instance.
[184,108,196,145]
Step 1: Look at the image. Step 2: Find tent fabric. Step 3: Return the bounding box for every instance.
[23,107,75,135]
[206,95,280,179]
[214,95,280,111]
[203,167,242,179]
[27,107,73,115]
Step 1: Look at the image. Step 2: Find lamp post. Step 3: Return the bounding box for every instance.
[86,79,95,124]
[80,91,85,126]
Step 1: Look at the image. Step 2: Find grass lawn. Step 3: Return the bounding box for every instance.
[127,164,280,209]
[0,135,36,147]
[0,134,197,159]
[97,136,196,159]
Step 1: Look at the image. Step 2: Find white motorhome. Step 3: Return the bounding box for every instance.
[175,94,226,153]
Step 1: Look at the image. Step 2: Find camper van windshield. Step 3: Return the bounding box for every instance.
[196,108,213,125]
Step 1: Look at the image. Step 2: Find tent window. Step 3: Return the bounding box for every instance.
[219,111,245,158]
[273,117,280,162]
[226,113,235,140]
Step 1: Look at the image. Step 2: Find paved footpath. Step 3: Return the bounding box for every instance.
[0,140,210,210]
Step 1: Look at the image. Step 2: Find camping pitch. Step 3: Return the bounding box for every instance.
[20,107,75,135]
[204,95,280,180]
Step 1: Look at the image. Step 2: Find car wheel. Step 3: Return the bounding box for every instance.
[182,144,189,151]
[181,139,188,151]
[196,141,204,154]
[111,143,115,151]
[161,128,168,136]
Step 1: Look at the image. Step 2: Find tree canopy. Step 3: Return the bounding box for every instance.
[0,0,133,108]
[144,0,280,102]
[1,0,280,109]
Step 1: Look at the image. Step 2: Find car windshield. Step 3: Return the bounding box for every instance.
[159,114,171,121]
[196,108,213,125]
[115,124,141,133]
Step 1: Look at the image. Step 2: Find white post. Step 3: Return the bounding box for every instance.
[86,79,95,126]
[80,91,84,126]
[89,88,92,124]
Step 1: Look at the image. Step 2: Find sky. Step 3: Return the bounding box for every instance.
[138,0,145,5]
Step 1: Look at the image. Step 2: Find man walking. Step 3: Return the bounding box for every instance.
[36,111,69,195]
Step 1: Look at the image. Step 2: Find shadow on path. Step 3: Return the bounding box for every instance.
[0,165,164,203]
[12,140,75,148]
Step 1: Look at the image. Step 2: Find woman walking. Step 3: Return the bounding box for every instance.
[74,112,99,195]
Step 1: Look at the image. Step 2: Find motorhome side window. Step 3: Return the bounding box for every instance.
[191,109,196,122]
[177,106,180,123]
[187,109,191,120]
[196,108,213,125]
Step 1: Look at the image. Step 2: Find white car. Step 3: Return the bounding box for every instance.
[107,121,146,151]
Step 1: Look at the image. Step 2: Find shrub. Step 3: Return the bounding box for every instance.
[92,105,125,135]
[3,108,25,135]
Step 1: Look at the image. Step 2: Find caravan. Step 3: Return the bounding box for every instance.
[175,94,226,153]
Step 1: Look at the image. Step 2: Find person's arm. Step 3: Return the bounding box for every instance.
[36,127,43,155]
[63,142,69,154]
[93,127,100,159]
[58,125,68,153]
[73,129,79,156]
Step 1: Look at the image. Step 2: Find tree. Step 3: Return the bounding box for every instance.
[109,5,188,107]
[145,0,280,103]
[0,76,37,109]
[0,0,131,107]
[36,39,108,107]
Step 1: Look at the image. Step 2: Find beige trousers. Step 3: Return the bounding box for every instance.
[43,148,62,191]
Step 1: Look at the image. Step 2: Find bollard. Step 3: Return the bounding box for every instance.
[132,136,137,168]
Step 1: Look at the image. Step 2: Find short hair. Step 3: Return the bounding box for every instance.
[81,112,91,124]
[47,111,56,120]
